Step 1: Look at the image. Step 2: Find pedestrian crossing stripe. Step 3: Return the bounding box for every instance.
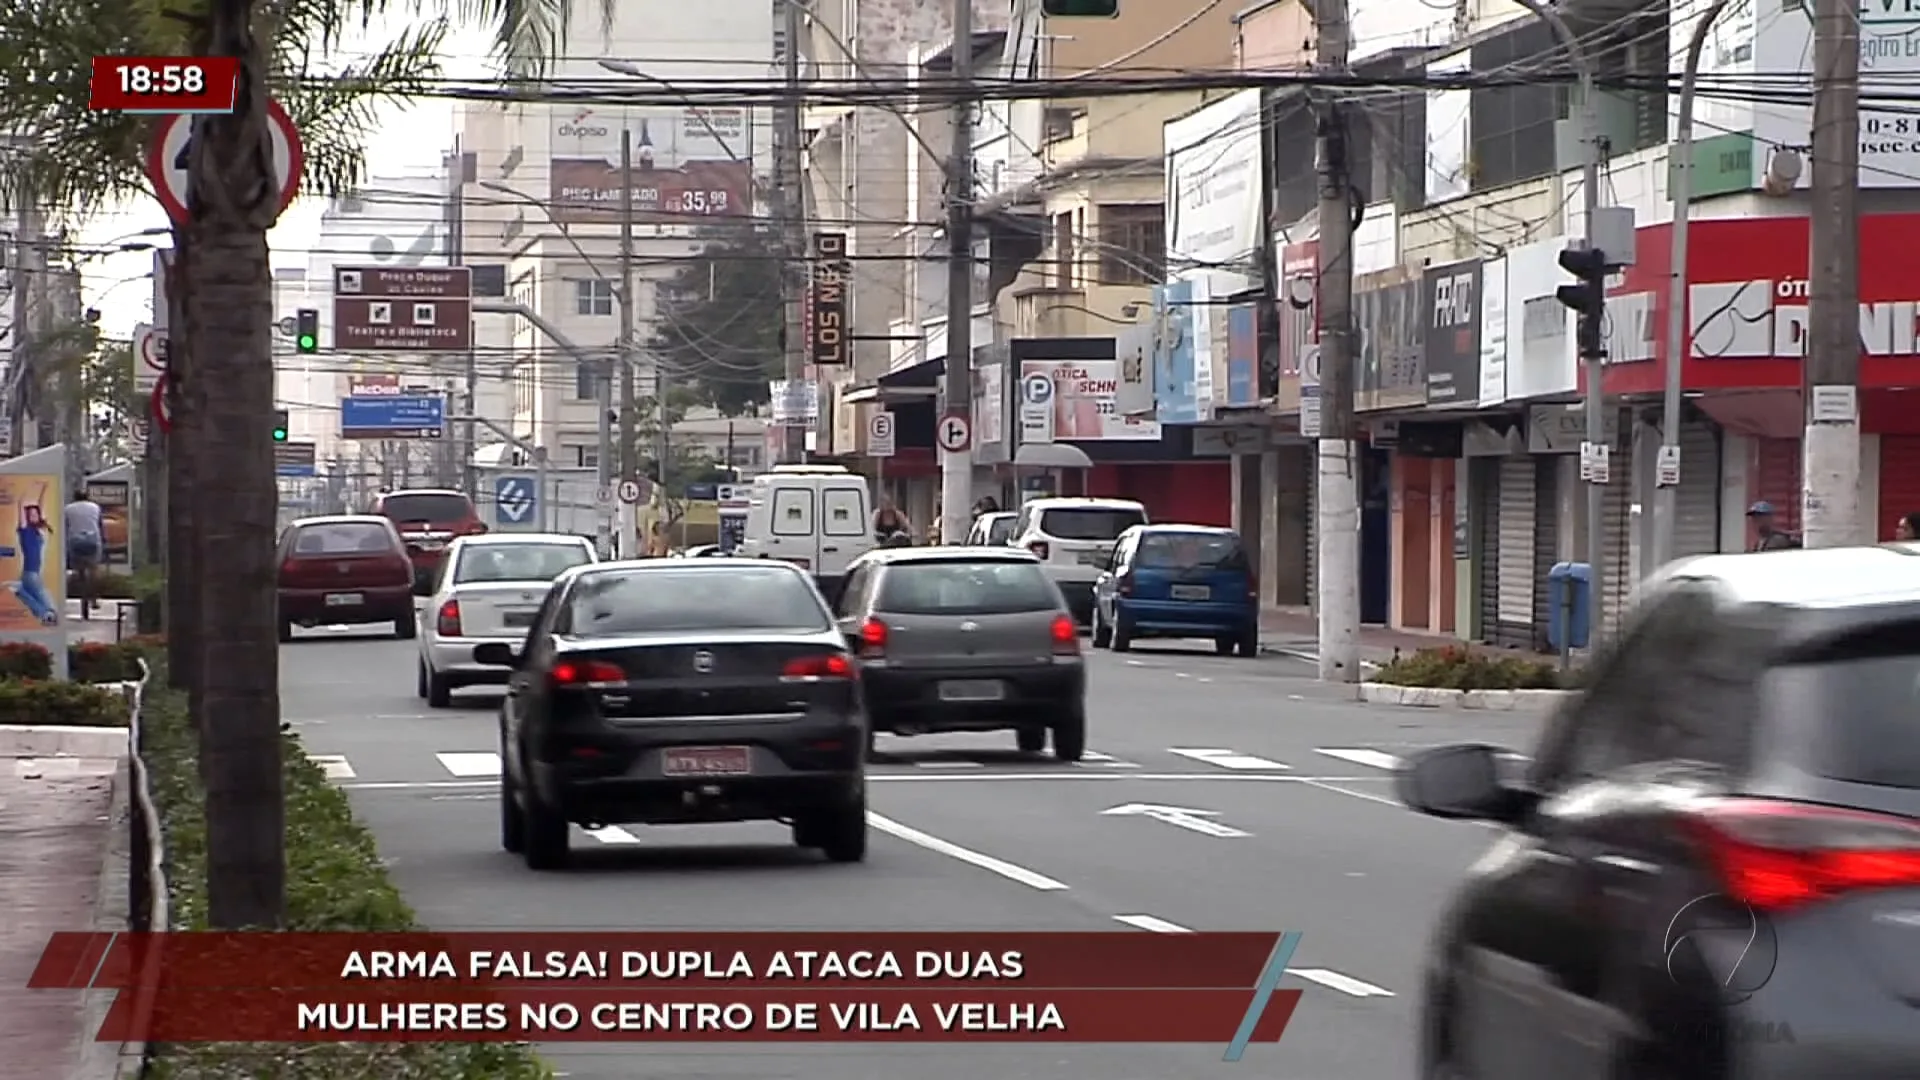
[324,748,1149,782]
[1313,748,1401,771]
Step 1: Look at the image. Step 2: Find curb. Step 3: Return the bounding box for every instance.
[0,724,130,758]
[75,757,142,1080]
[1358,683,1576,711]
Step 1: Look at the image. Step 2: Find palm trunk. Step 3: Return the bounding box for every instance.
[164,236,200,696]
[185,7,285,929]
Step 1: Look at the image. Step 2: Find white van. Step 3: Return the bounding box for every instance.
[1010,497,1149,623]
[740,464,877,598]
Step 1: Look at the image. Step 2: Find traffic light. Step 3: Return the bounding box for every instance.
[1555,246,1608,360]
[272,409,289,442]
[294,308,319,353]
[1041,0,1117,14]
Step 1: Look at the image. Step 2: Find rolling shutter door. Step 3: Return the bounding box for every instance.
[1304,452,1318,609]
[1754,437,1802,537]
[1528,457,1561,652]
[1878,436,1920,541]
[1495,456,1536,648]
[1473,458,1501,643]
[1600,441,1634,635]
[1674,420,1722,558]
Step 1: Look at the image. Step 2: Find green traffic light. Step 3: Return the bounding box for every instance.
[297,334,316,350]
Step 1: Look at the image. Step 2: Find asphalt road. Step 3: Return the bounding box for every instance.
[283,621,1554,1080]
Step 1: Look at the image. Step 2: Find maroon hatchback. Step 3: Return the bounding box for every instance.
[277,516,417,642]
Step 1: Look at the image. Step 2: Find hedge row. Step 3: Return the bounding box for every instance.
[1372,645,1581,690]
[137,666,553,1079]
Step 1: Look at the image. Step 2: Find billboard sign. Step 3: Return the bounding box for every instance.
[339,395,446,440]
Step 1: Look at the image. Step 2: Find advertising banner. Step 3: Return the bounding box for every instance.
[1421,260,1482,407]
[0,473,63,630]
[1019,360,1161,442]
[548,105,755,226]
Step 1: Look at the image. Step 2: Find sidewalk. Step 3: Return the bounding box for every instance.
[0,615,137,1078]
[1257,605,1460,666]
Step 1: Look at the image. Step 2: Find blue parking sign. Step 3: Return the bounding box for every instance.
[494,475,537,526]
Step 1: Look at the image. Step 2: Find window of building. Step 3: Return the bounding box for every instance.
[1098,204,1164,286]
[1051,212,1075,289]
[573,445,598,470]
[1468,20,1563,193]
[574,362,597,401]
[574,278,615,316]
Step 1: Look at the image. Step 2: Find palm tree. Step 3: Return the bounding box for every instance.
[0,0,450,929]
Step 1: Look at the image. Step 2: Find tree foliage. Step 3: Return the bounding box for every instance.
[651,225,785,417]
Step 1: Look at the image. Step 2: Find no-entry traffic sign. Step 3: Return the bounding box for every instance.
[936,412,971,453]
[150,375,173,435]
[147,99,304,226]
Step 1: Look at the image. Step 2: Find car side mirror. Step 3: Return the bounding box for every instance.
[1396,744,1530,823]
[472,641,519,667]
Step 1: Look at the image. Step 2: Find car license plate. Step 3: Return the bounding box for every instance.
[661,746,752,777]
[1170,584,1211,601]
[501,610,535,627]
[939,679,1005,702]
[1077,549,1110,566]
[325,593,363,606]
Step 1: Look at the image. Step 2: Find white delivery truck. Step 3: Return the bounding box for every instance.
[739,464,877,601]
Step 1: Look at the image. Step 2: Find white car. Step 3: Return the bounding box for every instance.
[416,533,598,707]
[1008,497,1149,624]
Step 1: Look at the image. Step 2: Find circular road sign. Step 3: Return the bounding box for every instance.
[617,479,644,505]
[936,412,972,453]
[150,376,173,434]
[1021,372,1055,405]
[594,485,615,507]
[148,99,304,227]
[869,412,894,440]
[136,326,169,376]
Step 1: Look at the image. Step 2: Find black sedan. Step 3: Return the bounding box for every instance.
[478,559,868,870]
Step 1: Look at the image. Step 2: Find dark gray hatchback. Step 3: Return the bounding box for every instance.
[1399,546,1920,1080]
[833,547,1087,762]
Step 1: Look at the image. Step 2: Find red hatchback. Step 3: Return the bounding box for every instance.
[371,489,487,593]
[277,516,417,642]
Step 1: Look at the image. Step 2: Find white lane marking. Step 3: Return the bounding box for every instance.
[1080,751,1140,769]
[1113,914,1193,933]
[436,751,503,778]
[866,813,1069,892]
[1296,777,1407,808]
[339,772,1394,791]
[585,825,642,845]
[1290,969,1396,997]
[914,761,984,769]
[1315,748,1402,772]
[1169,747,1290,771]
[1102,802,1251,838]
[310,754,356,780]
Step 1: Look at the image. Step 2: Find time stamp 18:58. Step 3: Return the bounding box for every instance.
[88,57,241,113]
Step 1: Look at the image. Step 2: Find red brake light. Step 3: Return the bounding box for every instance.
[782,653,854,679]
[551,659,625,686]
[858,618,888,658]
[279,558,298,579]
[1028,541,1050,560]
[1117,572,1135,597]
[1050,614,1079,655]
[1687,798,1920,912]
[436,600,462,637]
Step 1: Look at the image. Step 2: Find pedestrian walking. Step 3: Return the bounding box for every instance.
[1746,502,1801,551]
[64,490,105,619]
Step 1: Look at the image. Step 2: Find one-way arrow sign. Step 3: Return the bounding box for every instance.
[1101,803,1250,838]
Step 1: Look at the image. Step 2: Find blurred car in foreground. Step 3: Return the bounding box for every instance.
[276,515,415,642]
[481,559,866,870]
[417,533,597,707]
[834,547,1085,761]
[1400,545,1920,1079]
[1092,525,1259,656]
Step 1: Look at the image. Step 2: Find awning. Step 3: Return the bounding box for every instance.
[840,358,944,405]
[1014,443,1094,469]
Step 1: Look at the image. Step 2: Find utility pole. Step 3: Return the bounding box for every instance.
[619,126,640,558]
[447,138,478,495]
[7,204,43,456]
[939,0,977,547]
[1311,0,1359,682]
[590,133,626,557]
[778,0,809,464]
[1803,0,1861,548]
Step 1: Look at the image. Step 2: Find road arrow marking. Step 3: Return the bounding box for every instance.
[1101,802,1250,838]
[1169,747,1290,770]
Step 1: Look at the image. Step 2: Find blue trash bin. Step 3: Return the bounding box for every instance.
[1547,562,1593,652]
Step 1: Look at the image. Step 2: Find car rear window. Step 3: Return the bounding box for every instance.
[381,494,473,524]
[1039,508,1145,541]
[568,566,830,635]
[291,522,393,555]
[1136,533,1249,571]
[877,560,1059,615]
[1767,622,1920,789]
[454,543,590,584]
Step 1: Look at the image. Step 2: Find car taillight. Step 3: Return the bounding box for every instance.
[1050,614,1079,655]
[1117,572,1135,597]
[1028,541,1050,560]
[436,600,462,637]
[551,659,625,686]
[279,558,298,580]
[1686,798,1920,912]
[858,618,888,658]
[782,653,854,680]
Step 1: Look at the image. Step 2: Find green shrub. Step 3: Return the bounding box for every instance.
[0,641,52,679]
[1373,645,1575,691]
[139,671,553,1079]
[0,680,127,726]
[69,640,145,683]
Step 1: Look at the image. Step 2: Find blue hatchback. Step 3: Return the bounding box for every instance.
[1090,525,1259,656]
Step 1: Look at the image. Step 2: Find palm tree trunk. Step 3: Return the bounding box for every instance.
[164,237,200,697]
[186,7,285,929]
